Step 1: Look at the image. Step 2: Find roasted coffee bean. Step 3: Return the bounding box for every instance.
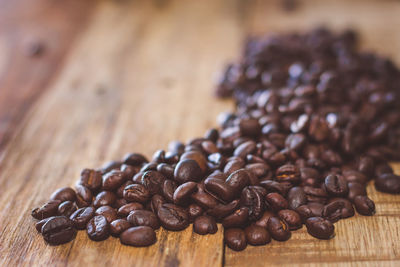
[347,182,367,202]
[123,184,150,203]
[222,207,249,228]
[254,211,275,229]
[100,160,122,174]
[157,163,175,179]
[303,186,328,203]
[110,219,131,237]
[123,153,148,166]
[202,140,219,154]
[117,203,144,217]
[173,181,197,205]
[116,180,133,198]
[296,202,324,222]
[87,215,110,241]
[276,164,300,184]
[191,190,219,209]
[35,217,52,233]
[127,210,160,229]
[32,200,61,220]
[193,215,218,235]
[240,186,267,220]
[226,169,251,195]
[162,179,178,203]
[323,198,354,222]
[95,206,118,223]
[244,225,271,246]
[174,159,203,184]
[306,217,335,240]
[287,187,307,210]
[157,203,189,231]
[114,198,128,209]
[278,209,302,230]
[58,201,77,217]
[70,207,95,229]
[93,191,116,208]
[187,204,203,222]
[224,228,247,251]
[285,133,306,151]
[239,118,261,137]
[204,177,233,202]
[343,170,367,185]
[120,226,156,247]
[234,140,257,158]
[180,151,208,173]
[102,170,126,191]
[140,163,157,173]
[354,196,376,216]
[267,217,291,241]
[141,171,165,195]
[41,216,76,245]
[245,163,271,178]
[150,194,165,213]
[266,192,288,211]
[120,164,138,179]
[375,163,393,177]
[204,128,219,143]
[357,156,375,177]
[260,180,291,196]
[50,187,76,202]
[79,169,102,192]
[324,174,348,197]
[224,158,245,175]
[206,199,240,220]
[75,185,93,208]
[375,174,400,194]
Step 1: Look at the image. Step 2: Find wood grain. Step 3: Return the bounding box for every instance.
[0,0,400,266]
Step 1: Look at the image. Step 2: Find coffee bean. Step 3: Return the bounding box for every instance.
[173,181,197,205]
[343,170,367,185]
[224,228,247,251]
[95,206,117,223]
[224,158,245,175]
[123,153,148,166]
[93,191,116,208]
[50,187,76,202]
[141,171,165,195]
[347,182,367,202]
[287,187,307,210]
[157,203,189,231]
[75,185,93,208]
[162,179,178,203]
[278,209,302,230]
[260,180,290,196]
[174,159,203,183]
[150,194,166,213]
[123,184,150,203]
[226,169,251,195]
[102,170,126,191]
[375,173,400,194]
[70,207,95,229]
[324,198,354,221]
[35,217,53,233]
[187,204,203,222]
[254,211,275,229]
[244,225,271,246]
[191,189,219,209]
[306,217,335,239]
[324,174,348,197]
[57,201,77,217]
[276,164,300,184]
[222,207,249,228]
[239,118,261,137]
[32,200,61,220]
[204,177,233,202]
[240,186,267,220]
[266,192,288,211]
[234,140,256,158]
[157,163,175,179]
[117,203,144,217]
[180,151,208,173]
[100,160,122,174]
[267,217,291,241]
[79,169,102,192]
[354,196,376,216]
[120,164,138,179]
[296,202,324,222]
[206,199,240,220]
[110,219,131,237]
[120,226,156,247]
[127,210,160,229]
[42,216,76,245]
[193,215,218,235]
[87,215,110,241]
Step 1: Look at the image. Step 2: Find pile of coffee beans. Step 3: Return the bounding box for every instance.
[32,28,400,251]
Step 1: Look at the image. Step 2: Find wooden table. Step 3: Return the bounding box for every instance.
[1,0,400,266]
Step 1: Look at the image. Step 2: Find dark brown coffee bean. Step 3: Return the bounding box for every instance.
[93,191,116,208]
[162,179,178,203]
[296,202,324,223]
[57,201,77,217]
[35,217,53,233]
[127,210,160,229]
[174,159,203,184]
[206,199,240,220]
[79,169,102,192]
[254,211,275,229]
[201,140,219,154]
[152,149,165,164]
[32,200,61,220]
[193,215,218,235]
[267,217,291,241]
[180,151,208,173]
[260,180,291,196]
[191,190,219,209]
[357,156,375,177]
[278,209,302,230]
[50,187,76,202]
[234,140,257,158]
[100,160,122,174]
[347,182,367,202]
[306,217,335,239]
[42,216,76,245]
[120,164,138,179]
[141,170,165,195]
[266,192,288,211]
[276,164,300,184]
[224,158,245,175]
[120,226,156,247]
[75,185,93,208]
[285,133,306,151]
[70,207,95,229]
[173,181,198,205]
[287,187,307,210]
[150,194,165,213]
[323,198,354,222]
[123,153,148,166]
[375,173,400,194]
[354,196,376,216]
[87,215,110,241]
[157,203,189,231]
[239,118,261,137]
[204,177,233,202]
[245,163,271,179]
[123,184,150,203]
[102,170,126,191]
[244,225,271,246]
[222,207,249,228]
[303,186,328,203]
[224,228,247,251]
[95,206,117,223]
[343,170,367,185]
[157,163,175,179]
[324,174,348,197]
[187,204,203,222]
[226,169,251,195]
[110,219,131,237]
[375,163,393,177]
[240,186,267,220]
[117,203,144,217]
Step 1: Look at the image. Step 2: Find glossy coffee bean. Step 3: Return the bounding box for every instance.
[123,184,150,203]
[87,215,110,241]
[127,210,160,229]
[79,169,102,192]
[123,153,148,166]
[157,203,189,231]
[93,191,116,208]
[222,207,249,228]
[244,225,271,246]
[35,217,53,233]
[193,216,218,235]
[191,189,219,209]
[75,185,93,207]
[57,201,77,217]
[32,200,61,220]
[70,207,95,229]
[276,164,300,184]
[162,179,177,203]
[354,196,376,216]
[140,171,166,195]
[254,211,275,229]
[375,174,400,194]
[204,177,233,202]
[206,199,240,220]
[306,217,335,239]
[150,194,165,213]
[278,209,302,230]
[266,192,288,211]
[174,159,203,183]
[50,187,76,202]
[110,219,132,237]
[42,216,76,245]
[322,198,355,222]
[224,228,247,251]
[120,226,156,247]
[240,186,267,220]
[102,170,126,191]
[95,206,117,223]
[173,181,197,205]
[324,174,348,197]
[267,217,291,241]
[180,151,208,173]
[347,182,367,202]
[188,204,204,222]
[117,202,144,217]
[287,187,307,210]
[225,169,251,195]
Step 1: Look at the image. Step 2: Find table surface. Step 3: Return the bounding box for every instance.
[1,0,400,266]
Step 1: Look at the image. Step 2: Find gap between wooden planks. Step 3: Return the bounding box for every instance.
[0,0,400,266]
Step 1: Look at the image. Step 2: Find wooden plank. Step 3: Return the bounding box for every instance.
[0,0,240,266]
[224,0,400,266]
[0,0,96,155]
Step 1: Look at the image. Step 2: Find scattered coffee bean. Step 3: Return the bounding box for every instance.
[87,215,110,241]
[354,196,376,216]
[193,215,218,235]
[42,216,76,245]
[50,187,76,202]
[224,228,247,251]
[110,219,131,237]
[127,210,160,229]
[306,217,335,240]
[120,226,156,247]
[244,225,270,246]
[32,200,61,220]
[70,207,95,230]
[157,203,189,231]
[267,217,291,241]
